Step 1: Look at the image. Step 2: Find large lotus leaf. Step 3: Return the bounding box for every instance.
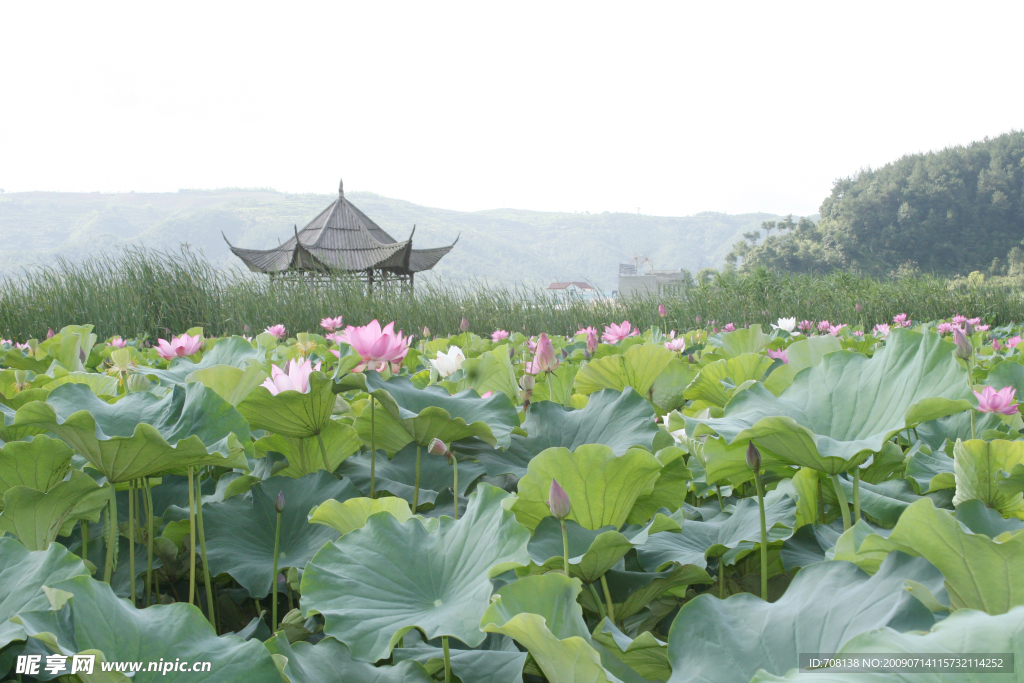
[300,484,530,662]
[638,488,798,571]
[309,496,413,536]
[533,363,581,406]
[144,336,265,386]
[998,462,1024,496]
[702,434,787,486]
[0,538,89,652]
[592,620,670,682]
[915,409,1002,450]
[0,435,73,496]
[583,563,713,622]
[458,344,520,401]
[955,498,1024,537]
[685,329,973,474]
[952,438,1024,518]
[834,475,931,527]
[650,359,699,412]
[480,573,647,683]
[715,324,771,358]
[336,442,487,510]
[165,472,358,598]
[17,574,281,683]
[984,358,1024,394]
[185,363,268,407]
[763,335,843,396]
[666,552,942,683]
[780,520,846,571]
[751,606,1024,682]
[512,444,662,531]
[394,630,528,683]
[47,370,119,396]
[684,353,773,407]
[0,470,108,550]
[629,447,692,523]
[238,372,335,438]
[834,498,1024,613]
[265,634,432,683]
[905,445,956,494]
[0,401,44,442]
[256,419,362,477]
[574,342,676,399]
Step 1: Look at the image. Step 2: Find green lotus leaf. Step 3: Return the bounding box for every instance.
[38,325,96,373]
[47,370,119,396]
[165,472,358,598]
[0,470,108,550]
[629,447,692,523]
[185,362,268,406]
[750,606,1024,682]
[144,336,265,386]
[300,484,530,662]
[984,358,1024,394]
[637,487,798,571]
[834,475,932,527]
[574,342,676,399]
[702,435,787,486]
[308,496,413,536]
[905,445,956,494]
[458,343,520,401]
[358,372,520,449]
[265,633,432,683]
[834,498,1024,613]
[592,619,671,682]
[459,388,661,480]
[714,324,771,358]
[257,418,362,477]
[779,521,846,571]
[952,438,1024,518]
[650,359,699,412]
[480,573,647,683]
[684,353,773,407]
[0,537,89,652]
[16,574,281,683]
[686,329,973,474]
[394,630,527,683]
[533,363,581,406]
[238,372,335,438]
[0,435,73,498]
[915,409,1001,450]
[666,552,942,683]
[955,498,1024,537]
[763,335,843,395]
[579,563,713,621]
[997,462,1024,496]
[512,444,662,531]
[336,442,487,510]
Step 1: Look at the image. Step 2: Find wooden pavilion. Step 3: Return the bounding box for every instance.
[223,179,457,292]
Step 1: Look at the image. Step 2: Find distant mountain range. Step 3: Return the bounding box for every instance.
[0,189,785,290]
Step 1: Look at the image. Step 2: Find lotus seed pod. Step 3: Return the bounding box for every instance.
[547,479,571,519]
[746,442,761,471]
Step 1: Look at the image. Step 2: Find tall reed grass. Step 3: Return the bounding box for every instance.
[1,246,1022,341]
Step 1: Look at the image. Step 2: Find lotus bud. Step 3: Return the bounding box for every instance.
[547,479,571,519]
[459,317,470,333]
[658,304,667,318]
[422,326,431,338]
[520,373,535,392]
[561,348,568,359]
[275,491,286,513]
[855,303,864,314]
[428,438,450,460]
[695,315,702,325]
[534,333,558,373]
[964,320,974,336]
[688,353,696,364]
[46,328,55,339]
[509,346,515,358]
[746,442,761,471]
[953,327,973,359]
[244,324,251,333]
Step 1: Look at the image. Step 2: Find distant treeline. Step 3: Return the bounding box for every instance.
[727,131,1024,277]
[1,246,1022,342]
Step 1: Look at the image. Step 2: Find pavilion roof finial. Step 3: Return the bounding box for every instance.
[338,178,344,197]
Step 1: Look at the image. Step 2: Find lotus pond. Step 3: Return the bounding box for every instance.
[2,316,1024,682]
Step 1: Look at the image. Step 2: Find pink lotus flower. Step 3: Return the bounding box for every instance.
[874,324,890,337]
[603,321,639,343]
[533,333,558,373]
[893,313,910,327]
[766,348,788,363]
[262,358,321,395]
[0,339,10,346]
[658,304,667,318]
[994,339,1005,352]
[155,333,203,361]
[974,385,1019,415]
[797,320,814,332]
[577,326,598,355]
[325,332,345,345]
[723,323,736,332]
[667,330,677,339]
[665,338,686,352]
[828,324,846,336]
[936,322,954,334]
[320,316,344,332]
[15,342,30,350]
[853,330,864,337]
[967,317,982,326]
[46,329,55,339]
[1007,336,1022,349]
[952,315,967,324]
[335,320,411,372]
[491,330,510,342]
[480,391,493,399]
[265,324,287,339]
[526,337,538,353]
[817,320,831,333]
[976,324,990,332]
[108,337,127,348]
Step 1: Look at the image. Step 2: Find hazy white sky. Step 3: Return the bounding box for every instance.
[1,1,1021,217]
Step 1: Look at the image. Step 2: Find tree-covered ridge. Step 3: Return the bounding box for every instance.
[729,131,1024,276]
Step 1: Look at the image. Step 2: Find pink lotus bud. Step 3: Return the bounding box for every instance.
[658,304,667,318]
[428,438,449,457]
[746,442,761,470]
[46,328,55,339]
[953,327,973,359]
[534,333,558,373]
[275,491,286,513]
[422,326,431,338]
[547,479,571,519]
[459,317,470,333]
[855,303,864,313]
[695,315,702,325]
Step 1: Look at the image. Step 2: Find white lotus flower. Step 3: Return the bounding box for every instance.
[430,346,465,378]
[773,317,797,333]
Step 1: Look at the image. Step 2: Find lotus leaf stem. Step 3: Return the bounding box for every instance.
[103,483,117,584]
[187,465,196,605]
[129,478,136,606]
[452,456,459,520]
[442,636,452,683]
[195,469,216,626]
[852,468,861,522]
[413,443,422,511]
[830,473,852,531]
[81,520,89,568]
[145,481,155,606]
[718,561,725,598]
[272,508,282,631]
[560,519,570,575]
[967,356,976,440]
[753,468,768,601]
[600,574,616,622]
[716,484,724,512]
[369,396,376,498]
[316,431,331,474]
[588,582,607,620]
[816,478,824,525]
[286,580,293,613]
